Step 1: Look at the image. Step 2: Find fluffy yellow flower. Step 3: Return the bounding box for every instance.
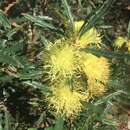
[114,36,127,48]
[80,52,110,83]
[74,21,101,48]
[44,41,78,79]
[87,79,106,98]
[48,82,85,117]
[77,28,101,48]
[114,36,130,51]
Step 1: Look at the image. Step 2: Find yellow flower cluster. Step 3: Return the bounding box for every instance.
[87,79,107,98]
[44,21,110,117]
[48,82,85,117]
[47,43,77,79]
[80,52,109,82]
[114,36,130,51]
[75,21,101,48]
[80,52,110,98]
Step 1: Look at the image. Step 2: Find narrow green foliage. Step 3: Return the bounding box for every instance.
[94,90,126,105]
[0,10,11,29]
[61,0,74,31]
[79,0,116,37]
[0,114,3,130]
[53,117,65,130]
[23,14,55,30]
[4,110,10,130]
[22,81,49,93]
[0,43,24,67]
[6,28,20,40]
[81,47,130,60]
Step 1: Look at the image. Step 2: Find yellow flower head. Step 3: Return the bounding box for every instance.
[114,36,130,52]
[48,82,85,117]
[87,79,106,98]
[74,21,101,48]
[44,40,78,79]
[80,53,110,83]
[114,36,127,48]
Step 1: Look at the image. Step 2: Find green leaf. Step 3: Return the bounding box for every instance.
[41,35,50,47]
[94,90,126,105]
[18,70,42,80]
[6,28,20,39]
[4,110,10,130]
[102,119,117,126]
[79,0,116,37]
[0,10,11,29]
[23,14,55,30]
[0,42,25,68]
[80,47,130,60]
[45,117,65,130]
[61,0,74,30]
[0,52,23,68]
[127,21,130,39]
[22,81,50,93]
[28,128,37,130]
[0,114,3,130]
[53,117,64,130]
